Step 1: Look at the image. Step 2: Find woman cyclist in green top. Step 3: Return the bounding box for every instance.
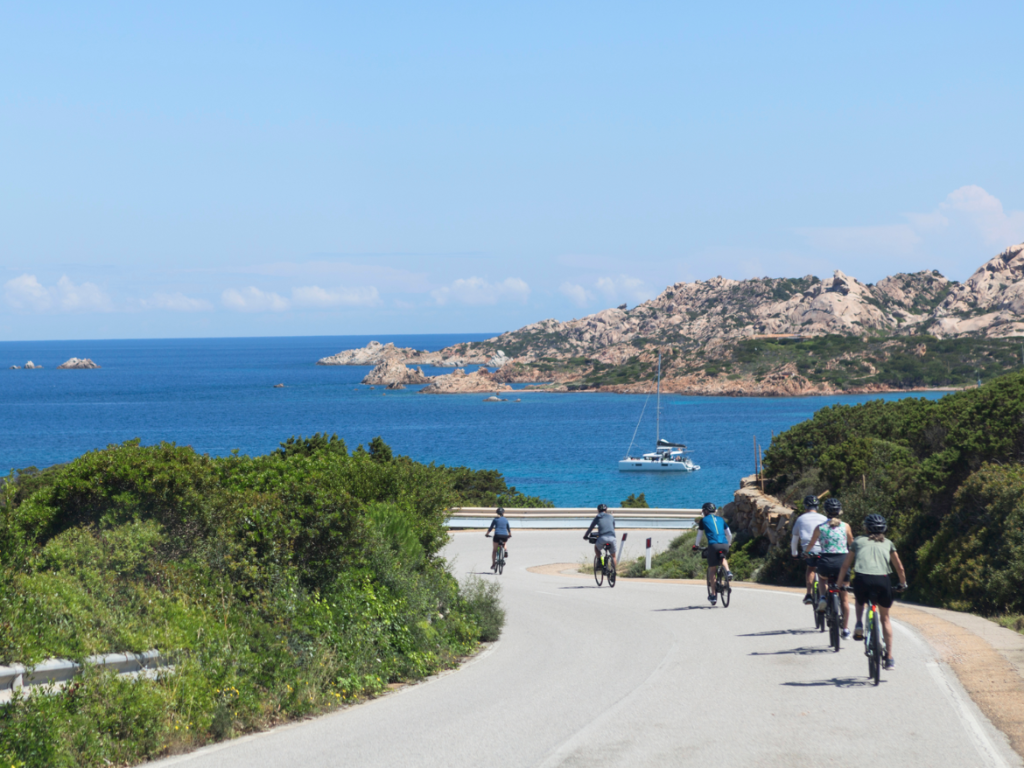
[806,497,853,638]
[837,514,908,670]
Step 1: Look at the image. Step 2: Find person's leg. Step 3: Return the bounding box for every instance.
[881,606,894,661]
[839,587,850,628]
[492,539,500,566]
[805,565,815,592]
[706,566,716,597]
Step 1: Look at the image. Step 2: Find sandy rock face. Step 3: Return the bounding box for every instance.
[926,244,1024,338]
[420,368,512,394]
[57,357,100,369]
[318,341,416,366]
[362,358,432,386]
[24,361,41,369]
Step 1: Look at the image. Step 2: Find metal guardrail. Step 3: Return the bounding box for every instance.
[0,651,167,704]
[447,507,700,530]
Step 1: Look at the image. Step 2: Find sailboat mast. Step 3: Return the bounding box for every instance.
[656,351,661,445]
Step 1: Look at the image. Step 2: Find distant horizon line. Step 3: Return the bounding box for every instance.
[0,331,501,345]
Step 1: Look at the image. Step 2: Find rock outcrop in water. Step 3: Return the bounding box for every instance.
[57,358,100,369]
[361,358,432,386]
[420,368,512,394]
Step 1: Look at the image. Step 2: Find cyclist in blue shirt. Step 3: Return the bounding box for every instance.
[692,502,733,605]
[583,504,617,569]
[485,508,512,569]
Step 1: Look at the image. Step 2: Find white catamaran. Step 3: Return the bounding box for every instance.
[618,352,700,472]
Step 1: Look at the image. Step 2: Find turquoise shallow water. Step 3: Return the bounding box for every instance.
[0,335,945,508]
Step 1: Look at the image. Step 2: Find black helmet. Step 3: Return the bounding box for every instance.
[597,504,608,513]
[701,502,717,515]
[496,507,505,516]
[823,497,842,517]
[864,514,887,534]
[803,495,819,509]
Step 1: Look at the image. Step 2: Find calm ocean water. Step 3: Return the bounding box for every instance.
[0,335,945,508]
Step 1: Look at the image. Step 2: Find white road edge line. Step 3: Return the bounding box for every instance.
[893,621,1013,768]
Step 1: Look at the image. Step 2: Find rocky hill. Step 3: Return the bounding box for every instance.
[320,244,1024,395]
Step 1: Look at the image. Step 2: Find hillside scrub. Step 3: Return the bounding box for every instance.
[755,371,1024,611]
[0,436,522,768]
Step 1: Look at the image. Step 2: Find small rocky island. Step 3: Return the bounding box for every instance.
[57,357,100,369]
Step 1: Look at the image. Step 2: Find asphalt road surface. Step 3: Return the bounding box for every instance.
[157,530,1021,768]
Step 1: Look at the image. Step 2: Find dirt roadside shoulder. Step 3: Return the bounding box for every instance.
[529,563,1024,757]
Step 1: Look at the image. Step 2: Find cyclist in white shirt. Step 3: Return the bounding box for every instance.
[791,495,827,605]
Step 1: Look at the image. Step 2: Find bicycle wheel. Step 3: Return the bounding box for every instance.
[607,559,617,588]
[593,555,604,587]
[829,593,841,652]
[865,609,878,681]
[721,580,731,608]
[497,552,504,575]
[871,610,883,686]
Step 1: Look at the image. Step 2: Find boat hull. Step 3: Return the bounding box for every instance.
[618,459,700,472]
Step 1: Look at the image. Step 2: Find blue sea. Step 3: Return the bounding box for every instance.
[0,335,946,508]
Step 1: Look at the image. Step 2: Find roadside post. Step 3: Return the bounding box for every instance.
[645,537,652,571]
[620,532,627,563]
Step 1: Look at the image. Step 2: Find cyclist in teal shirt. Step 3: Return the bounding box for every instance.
[692,502,733,605]
[486,508,512,569]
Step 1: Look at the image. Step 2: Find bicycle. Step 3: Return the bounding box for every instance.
[810,575,827,631]
[485,533,506,575]
[862,585,904,685]
[588,534,616,588]
[698,547,731,607]
[821,575,845,652]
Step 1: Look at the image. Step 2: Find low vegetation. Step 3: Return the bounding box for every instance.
[0,435,525,767]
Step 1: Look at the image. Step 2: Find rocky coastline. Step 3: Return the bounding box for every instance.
[317,243,1024,395]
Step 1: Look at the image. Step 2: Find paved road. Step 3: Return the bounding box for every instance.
[158,530,1021,768]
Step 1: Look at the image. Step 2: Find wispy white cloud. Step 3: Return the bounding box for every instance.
[937,185,1024,245]
[431,277,531,306]
[291,285,381,308]
[141,292,214,312]
[3,274,112,312]
[221,287,290,312]
[559,282,593,307]
[796,185,1024,258]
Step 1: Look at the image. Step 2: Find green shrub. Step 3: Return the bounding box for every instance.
[0,436,529,767]
[460,575,506,642]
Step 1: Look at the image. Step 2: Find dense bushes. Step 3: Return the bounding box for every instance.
[759,371,1024,612]
[0,436,518,767]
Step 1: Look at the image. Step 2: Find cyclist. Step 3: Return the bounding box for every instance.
[485,507,512,569]
[806,497,853,638]
[692,502,733,605]
[583,504,617,569]
[791,494,827,605]
[837,514,908,671]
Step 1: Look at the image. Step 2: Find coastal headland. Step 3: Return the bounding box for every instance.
[319,243,1024,395]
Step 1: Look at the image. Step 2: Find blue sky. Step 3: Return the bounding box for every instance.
[3,1,1024,340]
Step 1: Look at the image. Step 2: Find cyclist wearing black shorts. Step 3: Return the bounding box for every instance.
[692,502,733,605]
[791,495,827,605]
[837,514,908,670]
[806,497,853,638]
[583,504,617,569]
[486,507,512,568]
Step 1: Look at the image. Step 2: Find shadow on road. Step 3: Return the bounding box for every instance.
[750,646,833,657]
[782,677,877,688]
[737,629,819,637]
[558,585,603,590]
[653,606,714,612]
